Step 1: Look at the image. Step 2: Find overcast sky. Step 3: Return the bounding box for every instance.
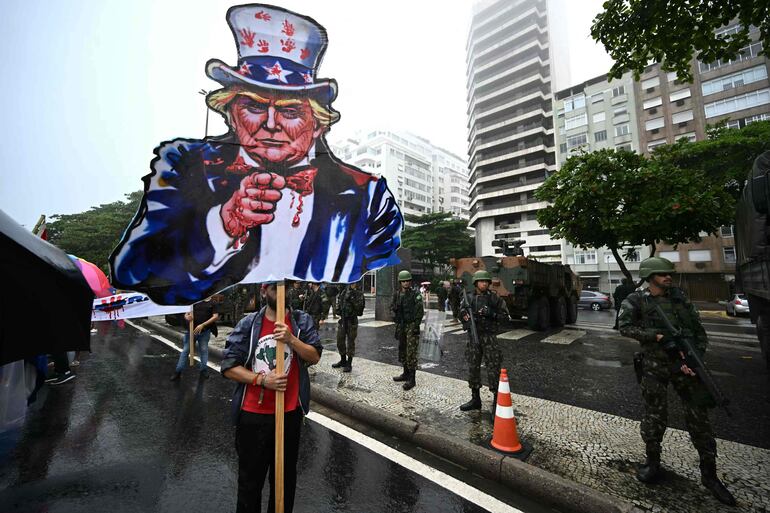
[0,0,612,228]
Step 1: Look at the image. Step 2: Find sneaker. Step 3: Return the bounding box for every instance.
[49,371,76,385]
[170,372,181,381]
[44,372,61,383]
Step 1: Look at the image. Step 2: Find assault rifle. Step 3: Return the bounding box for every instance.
[461,289,480,348]
[650,301,732,417]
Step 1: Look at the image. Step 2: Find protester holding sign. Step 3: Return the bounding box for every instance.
[170,297,219,381]
[221,283,322,513]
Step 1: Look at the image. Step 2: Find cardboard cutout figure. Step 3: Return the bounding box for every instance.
[110,4,403,305]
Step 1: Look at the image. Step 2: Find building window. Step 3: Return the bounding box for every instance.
[574,250,597,264]
[567,133,588,149]
[659,251,681,262]
[647,139,667,151]
[592,111,606,123]
[616,143,632,151]
[725,120,741,129]
[672,110,694,124]
[615,124,631,136]
[705,89,770,118]
[645,117,665,131]
[666,71,679,82]
[559,142,567,153]
[613,106,627,118]
[612,85,626,97]
[688,250,712,262]
[565,112,588,130]
[564,94,586,112]
[669,88,692,102]
[644,97,663,109]
[594,130,607,142]
[641,76,660,89]
[591,93,604,103]
[745,113,770,124]
[723,247,736,263]
[721,225,734,237]
[702,65,768,96]
[699,41,764,73]
[677,132,697,142]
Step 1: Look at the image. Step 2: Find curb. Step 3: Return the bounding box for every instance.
[310,386,642,513]
[136,318,641,513]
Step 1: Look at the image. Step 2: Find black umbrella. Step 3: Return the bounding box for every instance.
[0,209,94,365]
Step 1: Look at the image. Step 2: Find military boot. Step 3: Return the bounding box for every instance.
[459,388,481,411]
[636,453,661,483]
[402,370,416,391]
[393,365,408,382]
[700,461,736,506]
[331,355,346,369]
[343,357,352,373]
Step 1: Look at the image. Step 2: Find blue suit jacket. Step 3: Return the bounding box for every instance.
[110,135,402,305]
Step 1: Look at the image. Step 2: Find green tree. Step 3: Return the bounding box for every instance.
[48,191,143,273]
[535,149,733,282]
[401,212,475,275]
[591,0,770,81]
[651,120,770,199]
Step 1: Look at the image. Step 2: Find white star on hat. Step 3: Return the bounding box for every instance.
[239,62,253,76]
[262,61,293,84]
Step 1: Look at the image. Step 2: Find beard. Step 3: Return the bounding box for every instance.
[266,295,277,310]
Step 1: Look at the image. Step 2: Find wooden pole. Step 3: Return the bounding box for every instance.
[188,305,196,366]
[275,281,286,513]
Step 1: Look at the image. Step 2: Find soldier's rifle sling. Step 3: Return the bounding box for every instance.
[649,301,732,417]
[462,289,480,348]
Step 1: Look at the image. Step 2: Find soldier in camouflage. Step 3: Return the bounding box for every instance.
[390,270,424,390]
[459,270,510,414]
[303,282,326,330]
[618,257,735,506]
[287,281,306,312]
[332,281,365,373]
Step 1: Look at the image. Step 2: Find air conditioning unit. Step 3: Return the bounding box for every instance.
[649,108,657,114]
[676,99,685,106]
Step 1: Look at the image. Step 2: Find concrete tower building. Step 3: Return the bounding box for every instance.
[466,0,559,260]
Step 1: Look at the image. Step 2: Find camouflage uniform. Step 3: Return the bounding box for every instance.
[287,285,305,312]
[618,287,717,467]
[448,283,462,320]
[336,285,365,358]
[303,287,326,329]
[462,290,508,391]
[391,287,424,371]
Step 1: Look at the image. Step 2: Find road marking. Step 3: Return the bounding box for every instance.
[307,411,524,513]
[125,320,221,372]
[542,329,585,345]
[498,329,536,340]
[358,320,395,327]
[710,342,761,353]
[443,326,466,334]
[705,331,758,341]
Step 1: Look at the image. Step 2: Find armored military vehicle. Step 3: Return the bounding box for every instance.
[450,240,581,331]
[735,151,770,370]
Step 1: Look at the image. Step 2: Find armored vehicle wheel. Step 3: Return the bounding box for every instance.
[550,296,567,327]
[566,296,578,324]
[527,295,550,331]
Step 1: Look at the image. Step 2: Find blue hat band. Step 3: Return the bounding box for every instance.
[236,56,315,88]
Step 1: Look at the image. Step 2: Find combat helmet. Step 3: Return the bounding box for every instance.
[397,270,413,281]
[472,270,492,283]
[638,256,675,280]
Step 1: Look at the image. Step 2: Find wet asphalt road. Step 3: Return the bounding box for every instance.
[342,306,770,449]
[0,324,539,513]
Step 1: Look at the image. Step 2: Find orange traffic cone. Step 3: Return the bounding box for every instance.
[490,369,532,459]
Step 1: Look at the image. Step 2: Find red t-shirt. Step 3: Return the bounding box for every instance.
[241,314,300,414]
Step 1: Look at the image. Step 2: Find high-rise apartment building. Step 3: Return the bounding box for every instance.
[553,72,651,290]
[330,131,470,222]
[634,25,769,299]
[466,0,559,261]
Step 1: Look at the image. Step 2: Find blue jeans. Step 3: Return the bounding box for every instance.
[175,330,211,372]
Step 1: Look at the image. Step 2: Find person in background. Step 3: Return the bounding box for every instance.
[613,277,636,330]
[332,281,365,372]
[170,297,219,381]
[390,271,424,391]
[303,282,326,329]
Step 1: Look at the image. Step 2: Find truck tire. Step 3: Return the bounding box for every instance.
[566,296,578,324]
[527,296,550,331]
[550,296,567,327]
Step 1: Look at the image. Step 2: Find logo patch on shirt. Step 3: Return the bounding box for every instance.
[252,333,293,375]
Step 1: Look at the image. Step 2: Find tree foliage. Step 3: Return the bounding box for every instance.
[591,0,770,81]
[535,149,734,281]
[47,191,143,273]
[401,212,475,274]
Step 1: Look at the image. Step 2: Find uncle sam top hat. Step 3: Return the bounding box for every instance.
[206,4,337,103]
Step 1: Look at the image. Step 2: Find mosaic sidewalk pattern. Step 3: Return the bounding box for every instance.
[309,351,770,513]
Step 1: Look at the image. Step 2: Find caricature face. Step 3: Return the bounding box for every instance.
[230,91,324,167]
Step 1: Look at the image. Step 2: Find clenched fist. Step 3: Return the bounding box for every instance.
[221,172,286,238]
